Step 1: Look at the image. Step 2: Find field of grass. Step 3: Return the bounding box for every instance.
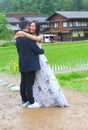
[0,40,88,73]
[0,46,18,73]
[0,41,88,93]
[44,41,88,71]
[56,70,88,93]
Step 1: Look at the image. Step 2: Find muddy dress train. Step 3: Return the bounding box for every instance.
[33,43,69,107]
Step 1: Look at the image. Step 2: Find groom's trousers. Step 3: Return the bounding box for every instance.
[20,71,36,104]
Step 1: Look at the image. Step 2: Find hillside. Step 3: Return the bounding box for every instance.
[0,0,88,15]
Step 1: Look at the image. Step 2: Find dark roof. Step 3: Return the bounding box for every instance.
[56,11,88,19]
[47,11,88,20]
[7,24,20,31]
[10,25,20,31]
[7,17,20,23]
[6,12,40,19]
[22,16,48,22]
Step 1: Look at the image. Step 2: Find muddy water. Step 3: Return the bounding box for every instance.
[0,72,88,130]
[0,86,88,130]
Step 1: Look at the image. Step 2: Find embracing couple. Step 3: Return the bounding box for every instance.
[15,20,69,109]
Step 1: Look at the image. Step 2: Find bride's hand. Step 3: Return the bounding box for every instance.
[14,31,25,39]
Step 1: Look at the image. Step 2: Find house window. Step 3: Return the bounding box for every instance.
[72,30,84,37]
[16,24,19,27]
[70,22,72,27]
[53,22,58,28]
[82,22,86,26]
[63,22,67,27]
[86,22,88,26]
[79,22,82,27]
[72,22,78,27]
[41,24,49,29]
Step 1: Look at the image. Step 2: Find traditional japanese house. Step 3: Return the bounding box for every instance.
[45,11,88,41]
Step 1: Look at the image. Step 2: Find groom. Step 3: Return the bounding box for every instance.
[16,20,44,108]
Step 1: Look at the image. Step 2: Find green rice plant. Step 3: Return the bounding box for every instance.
[44,41,88,71]
[56,71,88,93]
[56,71,88,80]
[0,40,88,73]
[0,41,88,93]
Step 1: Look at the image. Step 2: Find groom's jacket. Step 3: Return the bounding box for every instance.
[16,36,44,72]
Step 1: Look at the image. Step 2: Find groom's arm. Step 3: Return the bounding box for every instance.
[27,38,44,55]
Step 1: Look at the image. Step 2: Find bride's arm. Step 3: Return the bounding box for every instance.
[24,32,43,43]
[14,31,43,43]
[14,31,24,39]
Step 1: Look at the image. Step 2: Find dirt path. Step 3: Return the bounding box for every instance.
[0,72,88,130]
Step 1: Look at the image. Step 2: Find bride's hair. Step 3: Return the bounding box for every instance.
[30,21,40,36]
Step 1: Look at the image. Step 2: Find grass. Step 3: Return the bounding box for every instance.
[56,71,88,93]
[0,40,88,93]
[0,40,88,73]
[0,46,18,73]
[44,41,88,71]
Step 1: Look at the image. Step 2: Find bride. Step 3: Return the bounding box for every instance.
[15,21,69,108]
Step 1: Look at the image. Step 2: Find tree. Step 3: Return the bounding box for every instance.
[40,0,55,15]
[0,0,87,15]
[82,0,88,10]
[72,0,83,11]
[0,0,14,12]
[0,13,13,41]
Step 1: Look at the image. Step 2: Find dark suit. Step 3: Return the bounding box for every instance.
[16,36,44,104]
[16,37,44,72]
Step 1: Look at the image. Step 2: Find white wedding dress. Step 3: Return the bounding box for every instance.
[33,43,69,107]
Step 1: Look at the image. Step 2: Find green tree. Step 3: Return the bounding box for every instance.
[0,13,13,41]
[0,0,87,15]
[0,0,14,12]
[40,0,55,15]
[72,0,83,11]
[82,0,88,10]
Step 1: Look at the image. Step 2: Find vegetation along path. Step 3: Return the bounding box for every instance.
[0,72,88,130]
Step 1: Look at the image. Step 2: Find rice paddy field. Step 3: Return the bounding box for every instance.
[0,41,88,93]
[44,41,88,71]
[0,40,88,73]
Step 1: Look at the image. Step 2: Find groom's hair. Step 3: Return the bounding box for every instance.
[19,20,29,30]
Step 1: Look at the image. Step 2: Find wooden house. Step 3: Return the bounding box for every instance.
[45,11,88,42]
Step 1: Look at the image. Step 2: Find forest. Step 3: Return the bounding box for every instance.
[0,0,88,15]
